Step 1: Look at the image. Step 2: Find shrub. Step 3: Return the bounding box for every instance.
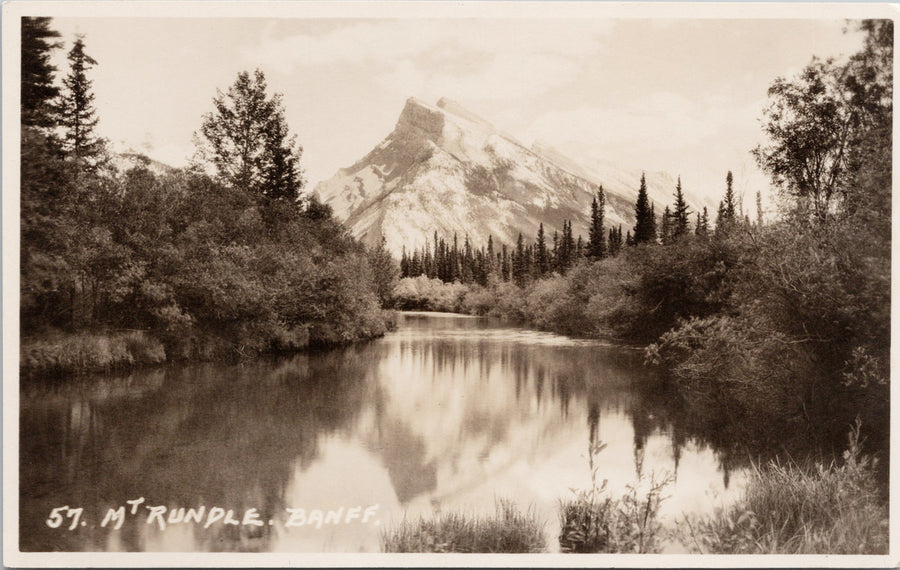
[681,421,888,554]
[20,330,166,377]
[559,440,672,553]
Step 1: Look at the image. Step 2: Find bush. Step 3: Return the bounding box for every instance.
[21,330,166,377]
[382,499,546,553]
[559,441,672,553]
[682,421,888,554]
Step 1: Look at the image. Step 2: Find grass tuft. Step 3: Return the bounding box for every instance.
[559,440,672,553]
[682,419,888,554]
[21,330,166,378]
[381,499,546,553]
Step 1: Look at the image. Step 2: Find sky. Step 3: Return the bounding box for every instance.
[47,13,868,209]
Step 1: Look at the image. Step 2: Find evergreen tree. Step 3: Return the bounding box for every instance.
[588,186,607,259]
[695,209,710,238]
[672,176,691,239]
[552,230,560,271]
[21,17,61,129]
[625,230,634,246]
[513,233,527,286]
[633,173,656,244]
[486,235,495,275]
[197,69,304,201]
[756,190,764,227]
[724,171,737,220]
[660,205,672,245]
[535,223,549,276]
[58,35,105,170]
[501,244,510,282]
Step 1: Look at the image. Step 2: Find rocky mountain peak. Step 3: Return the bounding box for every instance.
[315,98,710,256]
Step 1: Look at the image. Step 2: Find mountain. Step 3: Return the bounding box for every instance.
[314,97,709,256]
[111,152,177,177]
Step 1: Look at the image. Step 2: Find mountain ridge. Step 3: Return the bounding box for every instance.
[314,97,709,255]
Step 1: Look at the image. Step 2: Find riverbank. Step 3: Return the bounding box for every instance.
[382,427,888,554]
[20,311,397,379]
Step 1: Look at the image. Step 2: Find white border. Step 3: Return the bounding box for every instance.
[3,2,899,567]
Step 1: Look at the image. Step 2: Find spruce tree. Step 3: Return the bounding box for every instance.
[513,233,527,286]
[21,17,61,129]
[660,205,672,245]
[552,230,560,271]
[588,186,607,260]
[633,173,655,244]
[723,171,737,220]
[535,223,549,276]
[486,235,495,275]
[58,35,105,170]
[672,176,690,239]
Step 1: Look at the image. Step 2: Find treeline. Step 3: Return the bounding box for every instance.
[399,174,722,288]
[400,217,624,288]
[20,18,397,377]
[394,21,892,460]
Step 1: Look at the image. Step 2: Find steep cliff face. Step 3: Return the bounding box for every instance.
[315,98,706,255]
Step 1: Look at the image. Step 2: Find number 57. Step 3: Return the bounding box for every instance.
[46,506,83,530]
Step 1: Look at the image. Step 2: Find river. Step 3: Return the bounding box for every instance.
[20,311,750,553]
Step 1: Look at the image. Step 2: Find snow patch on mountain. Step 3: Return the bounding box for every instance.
[315,98,711,256]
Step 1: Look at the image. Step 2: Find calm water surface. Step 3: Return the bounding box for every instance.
[20,312,749,552]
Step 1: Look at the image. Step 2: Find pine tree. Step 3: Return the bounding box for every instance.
[197,69,304,201]
[58,35,105,170]
[21,17,62,129]
[588,186,607,260]
[671,176,690,239]
[633,173,656,244]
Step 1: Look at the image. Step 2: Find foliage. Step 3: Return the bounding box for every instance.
[754,20,892,223]
[588,186,606,259]
[382,499,546,553]
[20,330,166,378]
[21,17,62,129]
[196,69,304,201]
[559,440,672,553]
[681,421,888,554]
[58,35,106,170]
[632,173,656,244]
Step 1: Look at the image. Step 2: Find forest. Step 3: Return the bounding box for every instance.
[393,21,892,462]
[19,18,397,378]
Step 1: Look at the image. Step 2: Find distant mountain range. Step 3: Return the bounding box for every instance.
[314,97,712,255]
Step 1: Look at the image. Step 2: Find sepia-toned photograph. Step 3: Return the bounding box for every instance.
[3,1,894,567]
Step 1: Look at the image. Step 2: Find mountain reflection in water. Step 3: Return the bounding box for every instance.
[20,312,749,553]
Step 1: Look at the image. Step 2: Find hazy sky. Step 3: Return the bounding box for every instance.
[47,14,867,207]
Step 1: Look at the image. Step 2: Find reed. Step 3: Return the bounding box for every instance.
[382,499,546,553]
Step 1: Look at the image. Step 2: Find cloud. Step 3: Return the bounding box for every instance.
[242,20,611,100]
[244,20,609,69]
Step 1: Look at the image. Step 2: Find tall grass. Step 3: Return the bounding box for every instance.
[559,440,672,553]
[381,499,546,553]
[20,330,166,378]
[681,420,888,554]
